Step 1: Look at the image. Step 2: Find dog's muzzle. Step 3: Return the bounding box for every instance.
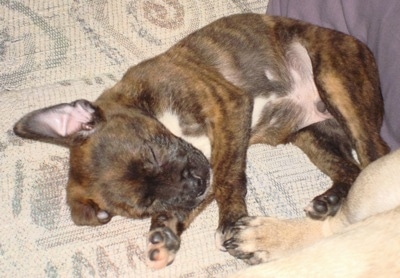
[165,145,212,209]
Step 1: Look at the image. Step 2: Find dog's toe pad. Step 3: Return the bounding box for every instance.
[305,193,342,220]
[147,245,173,269]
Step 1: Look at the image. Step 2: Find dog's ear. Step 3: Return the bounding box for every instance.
[13,99,101,146]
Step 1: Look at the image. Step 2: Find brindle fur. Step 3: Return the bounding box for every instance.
[13,14,389,268]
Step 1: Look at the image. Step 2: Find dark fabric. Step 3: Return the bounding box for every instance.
[267,0,400,151]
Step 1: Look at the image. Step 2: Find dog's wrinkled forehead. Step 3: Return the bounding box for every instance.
[73,106,204,175]
[73,108,178,169]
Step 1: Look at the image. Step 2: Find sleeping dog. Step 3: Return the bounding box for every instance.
[13,14,389,269]
[231,149,400,277]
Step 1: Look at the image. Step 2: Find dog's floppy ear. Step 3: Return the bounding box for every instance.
[13,99,101,146]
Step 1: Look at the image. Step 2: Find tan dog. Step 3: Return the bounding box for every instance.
[230,149,400,277]
[13,14,389,269]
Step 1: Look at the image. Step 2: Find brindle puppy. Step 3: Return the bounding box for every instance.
[13,14,389,268]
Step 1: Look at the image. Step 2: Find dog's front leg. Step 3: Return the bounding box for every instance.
[145,212,184,269]
[209,89,253,252]
[214,167,249,250]
[145,190,213,269]
[289,119,362,219]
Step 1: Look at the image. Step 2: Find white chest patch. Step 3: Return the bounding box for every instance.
[158,111,212,160]
[251,95,279,128]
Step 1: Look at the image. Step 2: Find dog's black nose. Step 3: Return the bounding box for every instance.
[181,168,207,198]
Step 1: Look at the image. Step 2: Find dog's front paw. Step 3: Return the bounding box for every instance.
[146,227,180,269]
[222,217,275,264]
[223,216,316,265]
[305,193,343,220]
[214,217,243,253]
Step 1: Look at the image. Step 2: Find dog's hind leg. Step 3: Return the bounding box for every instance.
[299,47,390,218]
[289,119,361,219]
[311,41,390,165]
[316,71,389,166]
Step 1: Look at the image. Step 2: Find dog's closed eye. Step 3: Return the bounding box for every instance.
[148,147,161,167]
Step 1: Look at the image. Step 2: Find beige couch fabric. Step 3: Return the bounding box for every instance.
[1,1,331,277]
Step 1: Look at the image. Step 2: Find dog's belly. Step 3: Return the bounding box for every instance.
[247,42,333,144]
[160,43,334,155]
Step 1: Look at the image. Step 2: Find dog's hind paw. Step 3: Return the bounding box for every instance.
[306,182,350,220]
[305,193,343,220]
[146,227,180,269]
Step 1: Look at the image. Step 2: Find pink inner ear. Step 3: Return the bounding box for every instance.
[37,102,95,137]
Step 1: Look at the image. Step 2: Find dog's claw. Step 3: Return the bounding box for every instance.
[233,221,246,228]
[237,252,254,260]
[223,238,239,250]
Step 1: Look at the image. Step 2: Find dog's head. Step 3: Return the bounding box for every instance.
[14,99,211,225]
